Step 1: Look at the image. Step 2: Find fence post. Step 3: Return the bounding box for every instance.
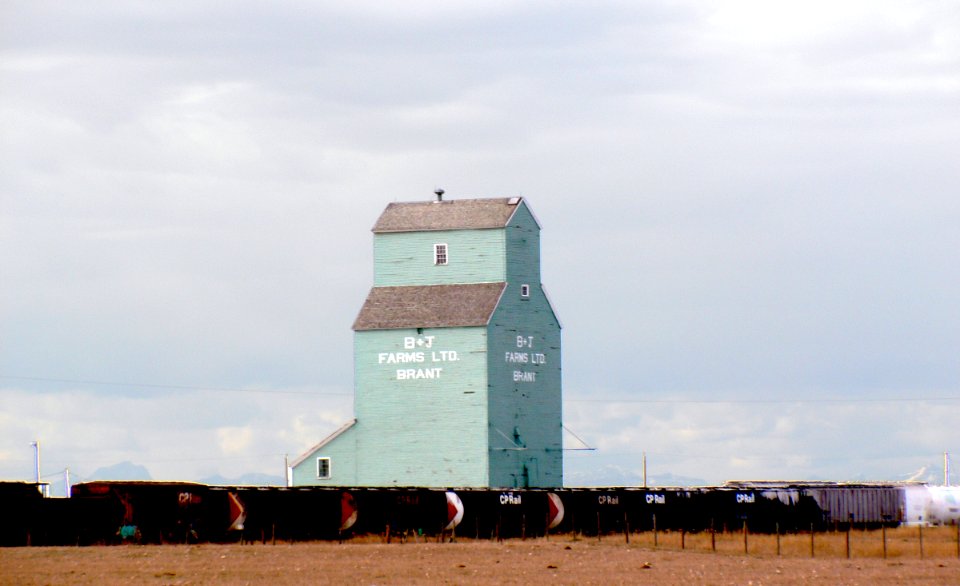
[810,523,815,558]
[919,524,924,560]
[653,514,658,548]
[775,522,780,557]
[882,523,887,559]
[742,520,748,555]
[710,519,716,553]
[623,511,630,544]
[681,528,685,550]
[596,512,600,542]
[846,514,852,559]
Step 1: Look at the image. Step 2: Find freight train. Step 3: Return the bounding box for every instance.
[2,480,958,546]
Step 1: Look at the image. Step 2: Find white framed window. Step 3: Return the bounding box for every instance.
[317,457,331,479]
[520,284,530,298]
[434,243,448,265]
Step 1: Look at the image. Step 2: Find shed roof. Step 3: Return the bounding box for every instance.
[372,197,526,233]
[353,282,506,331]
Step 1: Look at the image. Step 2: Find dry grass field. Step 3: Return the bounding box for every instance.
[2,529,959,585]
[631,525,960,559]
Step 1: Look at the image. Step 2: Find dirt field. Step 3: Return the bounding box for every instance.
[3,538,960,585]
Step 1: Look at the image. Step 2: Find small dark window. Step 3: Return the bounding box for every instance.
[520,284,530,298]
[317,457,331,479]
[434,243,448,265]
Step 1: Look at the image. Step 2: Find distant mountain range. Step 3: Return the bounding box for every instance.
[44,460,949,497]
[89,461,152,481]
[78,461,284,487]
[79,461,706,489]
[565,465,706,487]
[86,461,285,486]
[199,472,285,486]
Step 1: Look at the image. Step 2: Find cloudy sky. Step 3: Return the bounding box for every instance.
[2,1,958,490]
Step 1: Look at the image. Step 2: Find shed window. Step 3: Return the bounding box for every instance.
[434,243,448,265]
[317,457,331,479]
[520,284,530,298]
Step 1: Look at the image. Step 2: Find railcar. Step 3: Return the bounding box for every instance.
[3,481,958,546]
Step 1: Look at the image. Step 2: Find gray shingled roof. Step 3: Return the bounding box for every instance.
[353,282,506,331]
[372,198,522,233]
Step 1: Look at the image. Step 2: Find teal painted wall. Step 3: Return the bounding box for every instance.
[290,424,358,486]
[487,206,562,488]
[292,199,562,488]
[352,327,490,486]
[504,203,541,287]
[373,229,506,286]
[486,291,562,487]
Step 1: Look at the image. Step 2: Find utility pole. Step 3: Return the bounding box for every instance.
[65,467,72,498]
[642,451,647,488]
[30,441,41,494]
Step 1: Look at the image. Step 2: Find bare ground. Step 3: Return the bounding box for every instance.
[3,539,960,585]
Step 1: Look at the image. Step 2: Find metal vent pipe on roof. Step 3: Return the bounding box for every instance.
[434,188,444,202]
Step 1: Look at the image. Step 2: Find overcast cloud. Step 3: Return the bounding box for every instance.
[2,0,959,490]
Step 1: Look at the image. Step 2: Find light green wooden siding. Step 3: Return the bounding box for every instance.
[488,204,562,488]
[292,198,562,489]
[291,424,358,486]
[353,327,490,486]
[373,229,506,286]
